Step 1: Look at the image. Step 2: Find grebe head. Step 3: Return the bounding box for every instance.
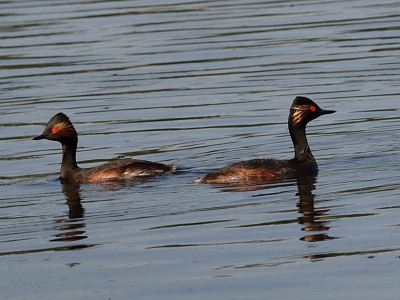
[289,96,336,127]
[33,113,77,143]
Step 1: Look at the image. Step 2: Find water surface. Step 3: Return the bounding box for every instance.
[1,0,400,299]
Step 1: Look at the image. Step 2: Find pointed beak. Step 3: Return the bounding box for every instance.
[33,134,46,140]
[320,109,336,115]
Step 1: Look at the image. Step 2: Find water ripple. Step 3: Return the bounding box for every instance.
[1,0,400,299]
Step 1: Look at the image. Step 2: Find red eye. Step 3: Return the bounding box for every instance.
[51,128,58,134]
[310,106,317,112]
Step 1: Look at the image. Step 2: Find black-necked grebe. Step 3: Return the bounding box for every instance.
[195,96,335,184]
[33,113,177,182]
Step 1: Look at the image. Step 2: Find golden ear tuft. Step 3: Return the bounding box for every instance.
[52,121,77,138]
[291,109,304,125]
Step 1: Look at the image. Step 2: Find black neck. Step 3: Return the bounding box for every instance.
[288,124,315,161]
[61,139,79,169]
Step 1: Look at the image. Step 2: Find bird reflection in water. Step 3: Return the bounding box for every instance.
[49,179,143,243]
[296,176,335,242]
[217,175,336,242]
[50,181,87,242]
